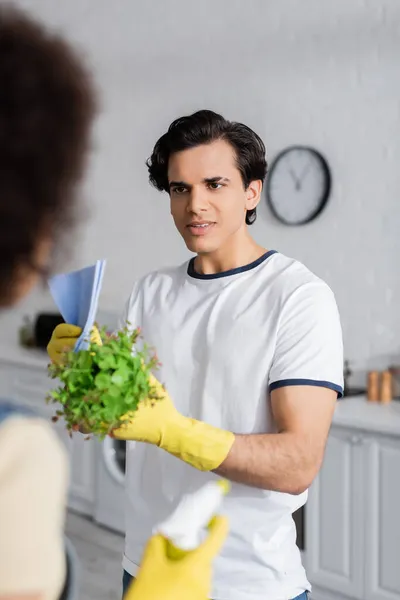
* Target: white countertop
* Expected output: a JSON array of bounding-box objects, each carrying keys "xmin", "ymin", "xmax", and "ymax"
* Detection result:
[
  {"xmin": 0, "ymin": 341, "xmax": 49, "ymax": 370},
  {"xmin": 0, "ymin": 344, "xmax": 399, "ymax": 438},
  {"xmin": 333, "ymin": 396, "xmax": 400, "ymax": 437}
]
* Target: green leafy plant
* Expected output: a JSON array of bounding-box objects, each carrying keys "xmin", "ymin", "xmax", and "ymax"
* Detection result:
[{"xmin": 46, "ymin": 325, "xmax": 162, "ymax": 439}]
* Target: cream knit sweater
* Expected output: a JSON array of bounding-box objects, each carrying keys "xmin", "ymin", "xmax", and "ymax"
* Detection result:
[{"xmin": 0, "ymin": 416, "xmax": 68, "ymax": 600}]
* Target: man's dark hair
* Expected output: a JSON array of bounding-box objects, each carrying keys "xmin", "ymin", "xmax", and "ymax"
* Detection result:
[
  {"xmin": 0, "ymin": 6, "xmax": 96, "ymax": 304},
  {"xmin": 147, "ymin": 110, "xmax": 268, "ymax": 225}
]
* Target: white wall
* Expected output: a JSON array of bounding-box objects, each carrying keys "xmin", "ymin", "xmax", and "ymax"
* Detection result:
[{"xmin": 4, "ymin": 0, "xmax": 400, "ymax": 376}]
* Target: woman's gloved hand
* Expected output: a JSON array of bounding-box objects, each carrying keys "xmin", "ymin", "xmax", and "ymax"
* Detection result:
[
  {"xmin": 47, "ymin": 323, "xmax": 101, "ymax": 363},
  {"xmin": 125, "ymin": 515, "xmax": 228, "ymax": 600},
  {"xmin": 112, "ymin": 374, "xmax": 235, "ymax": 472}
]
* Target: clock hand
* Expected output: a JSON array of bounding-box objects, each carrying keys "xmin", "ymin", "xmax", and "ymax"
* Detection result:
[
  {"xmin": 298, "ymin": 161, "xmax": 312, "ymax": 185},
  {"xmin": 292, "ymin": 161, "xmax": 312, "ymax": 192},
  {"xmin": 288, "ymin": 167, "xmax": 301, "ymax": 189}
]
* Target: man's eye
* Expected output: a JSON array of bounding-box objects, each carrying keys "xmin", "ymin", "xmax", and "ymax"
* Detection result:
[
  {"xmin": 208, "ymin": 182, "xmax": 222, "ymax": 190},
  {"xmin": 172, "ymin": 186, "xmax": 187, "ymax": 195}
]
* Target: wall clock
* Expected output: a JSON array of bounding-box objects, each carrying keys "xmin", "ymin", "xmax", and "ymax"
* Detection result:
[{"xmin": 266, "ymin": 146, "xmax": 331, "ymax": 225}]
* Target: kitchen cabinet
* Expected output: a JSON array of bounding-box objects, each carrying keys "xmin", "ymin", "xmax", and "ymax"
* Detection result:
[
  {"xmin": 307, "ymin": 397, "xmax": 400, "ymax": 600},
  {"xmin": 364, "ymin": 436, "xmax": 400, "ymax": 600},
  {"xmin": 0, "ymin": 347, "xmax": 96, "ymax": 517}
]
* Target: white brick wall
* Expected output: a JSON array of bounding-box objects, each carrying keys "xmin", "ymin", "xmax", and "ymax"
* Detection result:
[{"xmin": 4, "ymin": 0, "xmax": 400, "ymax": 377}]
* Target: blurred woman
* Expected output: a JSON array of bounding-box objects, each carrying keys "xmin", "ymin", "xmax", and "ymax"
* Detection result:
[
  {"xmin": 0, "ymin": 6, "xmax": 95, "ymax": 600},
  {"xmin": 0, "ymin": 6, "xmax": 226, "ymax": 600}
]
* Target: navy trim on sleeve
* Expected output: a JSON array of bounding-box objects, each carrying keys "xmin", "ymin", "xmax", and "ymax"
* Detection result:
[{"xmin": 269, "ymin": 378, "xmax": 343, "ymax": 399}]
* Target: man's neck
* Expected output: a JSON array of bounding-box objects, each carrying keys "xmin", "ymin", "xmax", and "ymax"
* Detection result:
[{"xmin": 193, "ymin": 232, "xmax": 267, "ymax": 276}]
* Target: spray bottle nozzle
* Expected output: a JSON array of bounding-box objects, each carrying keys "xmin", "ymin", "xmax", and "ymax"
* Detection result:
[{"xmin": 157, "ymin": 479, "xmax": 231, "ymax": 561}]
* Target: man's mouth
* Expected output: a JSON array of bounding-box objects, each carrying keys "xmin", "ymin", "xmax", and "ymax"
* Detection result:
[{"xmin": 186, "ymin": 221, "xmax": 215, "ymax": 236}]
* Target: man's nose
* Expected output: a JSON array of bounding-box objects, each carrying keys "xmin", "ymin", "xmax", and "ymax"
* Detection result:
[{"xmin": 186, "ymin": 186, "xmax": 208, "ymax": 214}]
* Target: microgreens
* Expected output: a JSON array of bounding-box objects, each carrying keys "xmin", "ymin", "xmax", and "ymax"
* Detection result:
[{"xmin": 46, "ymin": 325, "xmax": 161, "ymax": 439}]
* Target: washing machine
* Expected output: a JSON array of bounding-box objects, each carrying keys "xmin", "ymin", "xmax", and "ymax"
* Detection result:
[{"xmin": 94, "ymin": 437, "xmax": 126, "ymax": 534}]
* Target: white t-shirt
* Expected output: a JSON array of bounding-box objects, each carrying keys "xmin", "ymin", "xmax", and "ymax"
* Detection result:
[{"xmin": 121, "ymin": 250, "xmax": 343, "ymax": 600}]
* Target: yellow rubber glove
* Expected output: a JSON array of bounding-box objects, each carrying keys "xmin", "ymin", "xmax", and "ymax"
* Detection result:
[
  {"xmin": 47, "ymin": 323, "xmax": 101, "ymax": 363},
  {"xmin": 125, "ymin": 515, "xmax": 228, "ymax": 600},
  {"xmin": 112, "ymin": 374, "xmax": 235, "ymax": 472}
]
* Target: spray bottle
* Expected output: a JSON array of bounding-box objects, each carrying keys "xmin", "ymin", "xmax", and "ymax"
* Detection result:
[{"xmin": 154, "ymin": 479, "xmax": 230, "ymax": 560}]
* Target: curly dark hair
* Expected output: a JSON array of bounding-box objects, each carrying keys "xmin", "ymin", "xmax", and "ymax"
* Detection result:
[
  {"xmin": 0, "ymin": 5, "xmax": 96, "ymax": 305},
  {"xmin": 146, "ymin": 110, "xmax": 268, "ymax": 225}
]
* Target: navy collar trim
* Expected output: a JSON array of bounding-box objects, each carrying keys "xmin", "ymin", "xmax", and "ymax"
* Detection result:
[{"xmin": 187, "ymin": 250, "xmax": 278, "ymax": 280}]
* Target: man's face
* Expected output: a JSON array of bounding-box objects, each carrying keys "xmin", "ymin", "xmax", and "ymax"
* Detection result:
[{"xmin": 168, "ymin": 139, "xmax": 261, "ymax": 255}]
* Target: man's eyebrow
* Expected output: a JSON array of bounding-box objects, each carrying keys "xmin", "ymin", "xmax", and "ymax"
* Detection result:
[
  {"xmin": 168, "ymin": 176, "xmax": 231, "ymax": 189},
  {"xmin": 169, "ymin": 180, "xmax": 190, "ymax": 189},
  {"xmin": 203, "ymin": 176, "xmax": 230, "ymax": 184}
]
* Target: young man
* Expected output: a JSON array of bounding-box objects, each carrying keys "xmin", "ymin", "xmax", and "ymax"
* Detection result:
[{"xmin": 49, "ymin": 110, "xmax": 343, "ymax": 600}]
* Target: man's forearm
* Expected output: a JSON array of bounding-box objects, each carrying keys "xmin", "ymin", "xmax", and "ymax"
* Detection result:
[{"xmin": 214, "ymin": 432, "xmax": 323, "ymax": 494}]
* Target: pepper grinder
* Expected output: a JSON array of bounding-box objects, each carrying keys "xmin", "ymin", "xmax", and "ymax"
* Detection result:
[
  {"xmin": 380, "ymin": 370, "xmax": 392, "ymax": 404},
  {"xmin": 367, "ymin": 371, "xmax": 379, "ymax": 402}
]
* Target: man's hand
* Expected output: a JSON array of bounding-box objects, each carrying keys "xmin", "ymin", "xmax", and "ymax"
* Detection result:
[
  {"xmin": 215, "ymin": 385, "xmax": 337, "ymax": 493},
  {"xmin": 112, "ymin": 374, "xmax": 235, "ymax": 472},
  {"xmin": 112, "ymin": 374, "xmax": 179, "ymax": 446},
  {"xmin": 124, "ymin": 515, "xmax": 228, "ymax": 600},
  {"xmin": 47, "ymin": 323, "xmax": 101, "ymax": 364}
]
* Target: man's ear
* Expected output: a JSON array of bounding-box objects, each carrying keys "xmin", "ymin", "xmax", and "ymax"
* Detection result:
[{"xmin": 245, "ymin": 180, "xmax": 262, "ymax": 210}]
